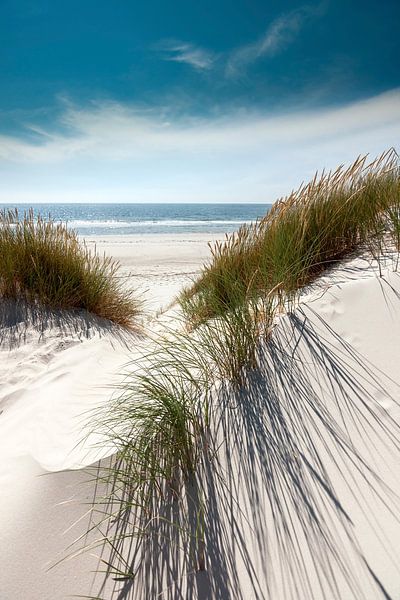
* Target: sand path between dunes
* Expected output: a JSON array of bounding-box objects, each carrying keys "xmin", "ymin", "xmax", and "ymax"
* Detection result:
[{"xmin": 83, "ymin": 233, "xmax": 223, "ymax": 313}]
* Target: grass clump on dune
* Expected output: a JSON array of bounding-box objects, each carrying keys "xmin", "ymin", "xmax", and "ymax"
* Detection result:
[
  {"xmin": 0, "ymin": 208, "xmax": 140, "ymax": 327},
  {"xmin": 79, "ymin": 305, "xmax": 274, "ymax": 589},
  {"xmin": 181, "ymin": 149, "xmax": 400, "ymax": 325},
  {"xmin": 79, "ymin": 336, "xmax": 214, "ymax": 588}
]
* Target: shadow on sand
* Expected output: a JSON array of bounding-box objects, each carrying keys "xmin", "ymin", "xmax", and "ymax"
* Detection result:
[
  {"xmin": 86, "ymin": 282, "xmax": 400, "ymax": 600},
  {"xmin": 0, "ymin": 297, "xmax": 139, "ymax": 350}
]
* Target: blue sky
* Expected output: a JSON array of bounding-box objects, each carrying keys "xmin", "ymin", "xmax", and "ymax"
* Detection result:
[{"xmin": 1, "ymin": 0, "xmax": 399, "ymax": 203}]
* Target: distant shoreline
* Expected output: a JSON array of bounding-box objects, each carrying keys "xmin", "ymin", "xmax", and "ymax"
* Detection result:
[{"xmin": 0, "ymin": 202, "xmax": 272, "ymax": 236}]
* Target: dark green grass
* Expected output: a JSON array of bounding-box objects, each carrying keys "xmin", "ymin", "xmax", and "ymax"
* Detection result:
[{"xmin": 0, "ymin": 208, "xmax": 140, "ymax": 327}]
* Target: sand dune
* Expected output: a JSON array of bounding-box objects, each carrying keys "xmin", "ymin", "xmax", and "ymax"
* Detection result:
[{"xmin": 0, "ymin": 239, "xmax": 399, "ymax": 599}]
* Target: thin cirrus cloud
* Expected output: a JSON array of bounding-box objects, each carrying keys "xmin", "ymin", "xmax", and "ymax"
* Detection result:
[
  {"xmin": 0, "ymin": 89, "xmax": 399, "ymax": 203},
  {"xmin": 159, "ymin": 4, "xmax": 324, "ymax": 77},
  {"xmin": 226, "ymin": 7, "xmax": 311, "ymax": 77},
  {"xmin": 158, "ymin": 42, "xmax": 216, "ymax": 71}
]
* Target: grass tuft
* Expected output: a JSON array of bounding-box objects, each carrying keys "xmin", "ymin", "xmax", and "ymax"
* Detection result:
[
  {"xmin": 182, "ymin": 149, "xmax": 400, "ymax": 326},
  {"xmin": 0, "ymin": 208, "xmax": 140, "ymax": 327},
  {"xmin": 80, "ymin": 334, "xmax": 214, "ymax": 589}
]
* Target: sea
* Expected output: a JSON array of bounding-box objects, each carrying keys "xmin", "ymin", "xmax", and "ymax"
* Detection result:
[{"xmin": 0, "ymin": 203, "xmax": 271, "ymax": 236}]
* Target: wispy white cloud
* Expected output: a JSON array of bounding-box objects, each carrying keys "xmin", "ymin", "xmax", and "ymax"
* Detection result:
[
  {"xmin": 0, "ymin": 89, "xmax": 399, "ymax": 203},
  {"xmin": 227, "ymin": 13, "xmax": 302, "ymax": 77},
  {"xmin": 159, "ymin": 42, "xmax": 215, "ymax": 71},
  {"xmin": 155, "ymin": 4, "xmax": 325, "ymax": 76},
  {"xmin": 226, "ymin": 4, "xmax": 323, "ymax": 77}
]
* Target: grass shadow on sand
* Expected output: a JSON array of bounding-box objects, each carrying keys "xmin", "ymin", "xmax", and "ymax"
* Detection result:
[
  {"xmin": 204, "ymin": 310, "xmax": 400, "ymax": 600},
  {"xmin": 0, "ymin": 297, "xmax": 141, "ymax": 350},
  {"xmin": 84, "ymin": 279, "xmax": 400, "ymax": 600}
]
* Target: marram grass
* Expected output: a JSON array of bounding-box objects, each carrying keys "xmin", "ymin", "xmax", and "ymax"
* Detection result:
[
  {"xmin": 71, "ymin": 332, "xmax": 215, "ymax": 595},
  {"xmin": 73, "ymin": 305, "xmax": 273, "ymax": 595},
  {"xmin": 181, "ymin": 148, "xmax": 400, "ymax": 325},
  {"xmin": 0, "ymin": 208, "xmax": 140, "ymax": 327}
]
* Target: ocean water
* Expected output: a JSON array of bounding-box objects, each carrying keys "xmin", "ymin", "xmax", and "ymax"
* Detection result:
[{"xmin": 0, "ymin": 203, "xmax": 271, "ymax": 235}]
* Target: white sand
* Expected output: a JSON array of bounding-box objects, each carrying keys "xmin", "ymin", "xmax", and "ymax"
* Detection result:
[
  {"xmin": 83, "ymin": 233, "xmax": 223, "ymax": 313},
  {"xmin": 0, "ymin": 238, "xmax": 399, "ymax": 599}
]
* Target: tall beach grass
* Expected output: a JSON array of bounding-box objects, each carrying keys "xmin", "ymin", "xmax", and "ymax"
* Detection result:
[
  {"xmin": 181, "ymin": 149, "xmax": 400, "ymax": 325},
  {"xmin": 0, "ymin": 208, "xmax": 140, "ymax": 327},
  {"xmin": 73, "ymin": 332, "xmax": 216, "ymax": 595}
]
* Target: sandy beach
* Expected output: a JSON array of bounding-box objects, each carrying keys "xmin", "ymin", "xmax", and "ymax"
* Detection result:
[
  {"xmin": 84, "ymin": 233, "xmax": 224, "ymax": 313},
  {"xmin": 0, "ymin": 235, "xmax": 400, "ymax": 599}
]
